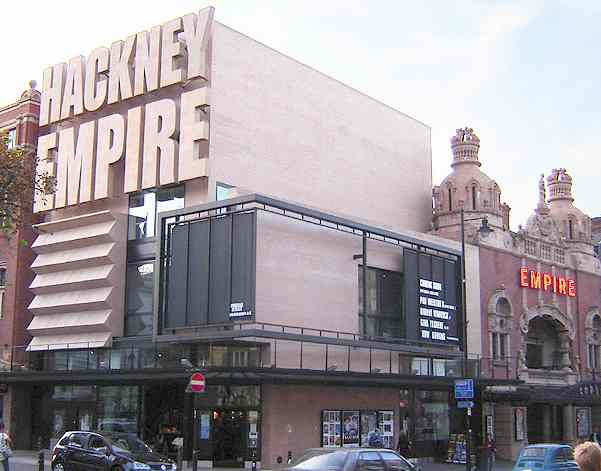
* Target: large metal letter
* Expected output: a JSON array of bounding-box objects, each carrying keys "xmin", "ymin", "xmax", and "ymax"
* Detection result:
[
  {"xmin": 84, "ymin": 47, "xmax": 109, "ymax": 112},
  {"xmin": 134, "ymin": 27, "xmax": 161, "ymax": 96},
  {"xmin": 108, "ymin": 35, "xmax": 136, "ymax": 104},
  {"xmin": 124, "ymin": 107, "xmax": 144, "ymax": 193},
  {"xmin": 178, "ymin": 88, "xmax": 209, "ymax": 181},
  {"xmin": 142, "ymin": 99, "xmax": 178, "ymax": 189},
  {"xmin": 182, "ymin": 7, "xmax": 214, "ymax": 80},
  {"xmin": 61, "ymin": 55, "xmax": 85, "ymax": 120},
  {"xmin": 40, "ymin": 63, "xmax": 66, "ymax": 126},
  {"xmin": 55, "ymin": 121, "xmax": 96, "ymax": 207},
  {"xmin": 95, "ymin": 114, "xmax": 125, "ymax": 199},
  {"xmin": 160, "ymin": 18, "xmax": 185, "ymax": 87}
]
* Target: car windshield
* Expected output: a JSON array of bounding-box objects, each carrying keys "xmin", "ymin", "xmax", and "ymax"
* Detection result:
[
  {"xmin": 105, "ymin": 434, "xmax": 153, "ymax": 454},
  {"xmin": 291, "ymin": 450, "xmax": 347, "ymax": 470},
  {"xmin": 522, "ymin": 448, "xmax": 547, "ymax": 458}
]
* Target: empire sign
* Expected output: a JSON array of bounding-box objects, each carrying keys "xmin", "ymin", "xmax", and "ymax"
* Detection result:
[
  {"xmin": 34, "ymin": 7, "xmax": 214, "ymax": 212},
  {"xmin": 519, "ymin": 267, "xmax": 576, "ymax": 297}
]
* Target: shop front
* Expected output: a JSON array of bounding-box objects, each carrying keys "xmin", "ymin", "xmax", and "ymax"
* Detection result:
[{"xmin": 28, "ymin": 379, "xmax": 262, "ymax": 468}]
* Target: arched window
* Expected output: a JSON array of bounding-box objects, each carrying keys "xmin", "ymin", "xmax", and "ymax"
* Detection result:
[
  {"xmin": 568, "ymin": 219, "xmax": 574, "ymax": 240},
  {"xmin": 448, "ymin": 188, "xmax": 453, "ymax": 212},
  {"xmin": 489, "ymin": 296, "xmax": 512, "ymax": 361},
  {"xmin": 589, "ymin": 314, "xmax": 601, "ymax": 370},
  {"xmin": 472, "ymin": 186, "xmax": 477, "ymax": 210}
]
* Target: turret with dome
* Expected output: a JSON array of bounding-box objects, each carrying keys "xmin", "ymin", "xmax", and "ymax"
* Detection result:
[{"xmin": 432, "ymin": 127, "xmax": 510, "ymax": 239}]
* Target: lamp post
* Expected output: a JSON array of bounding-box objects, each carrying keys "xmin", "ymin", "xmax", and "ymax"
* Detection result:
[{"xmin": 460, "ymin": 208, "xmax": 493, "ymax": 471}]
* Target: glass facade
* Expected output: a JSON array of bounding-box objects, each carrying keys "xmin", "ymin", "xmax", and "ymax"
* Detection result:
[
  {"xmin": 125, "ymin": 262, "xmax": 155, "ymax": 336},
  {"xmin": 359, "ymin": 267, "xmax": 403, "ymax": 338},
  {"xmin": 128, "ymin": 186, "xmax": 184, "ymax": 240}
]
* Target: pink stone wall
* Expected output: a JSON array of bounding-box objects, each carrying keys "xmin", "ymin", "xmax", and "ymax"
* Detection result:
[{"xmin": 261, "ymin": 384, "xmax": 399, "ymax": 467}]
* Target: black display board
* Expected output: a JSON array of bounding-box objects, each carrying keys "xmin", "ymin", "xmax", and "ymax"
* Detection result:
[{"xmin": 403, "ymin": 248, "xmax": 460, "ymax": 345}]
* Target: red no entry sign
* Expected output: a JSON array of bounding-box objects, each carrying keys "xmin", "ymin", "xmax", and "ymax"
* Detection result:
[{"xmin": 189, "ymin": 372, "xmax": 206, "ymax": 393}]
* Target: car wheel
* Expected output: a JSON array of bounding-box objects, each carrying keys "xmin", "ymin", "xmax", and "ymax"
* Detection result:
[{"xmin": 53, "ymin": 461, "xmax": 66, "ymax": 471}]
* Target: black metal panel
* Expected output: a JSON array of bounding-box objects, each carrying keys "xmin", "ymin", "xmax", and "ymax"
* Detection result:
[
  {"xmin": 166, "ymin": 224, "xmax": 189, "ymax": 328},
  {"xmin": 403, "ymin": 248, "xmax": 419, "ymax": 341},
  {"xmin": 230, "ymin": 212, "xmax": 256, "ymax": 320},
  {"xmin": 186, "ymin": 220, "xmax": 211, "ymax": 325},
  {"xmin": 209, "ymin": 216, "xmax": 232, "ymax": 324}
]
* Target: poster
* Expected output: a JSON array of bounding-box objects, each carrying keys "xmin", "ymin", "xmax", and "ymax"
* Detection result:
[
  {"xmin": 342, "ymin": 411, "xmax": 360, "ymax": 447},
  {"xmin": 515, "ymin": 408, "xmax": 525, "ymax": 441},
  {"xmin": 322, "ymin": 411, "xmax": 341, "ymax": 448},
  {"xmin": 361, "ymin": 412, "xmax": 380, "ymax": 447},
  {"xmin": 576, "ymin": 408, "xmax": 590, "ymax": 438}
]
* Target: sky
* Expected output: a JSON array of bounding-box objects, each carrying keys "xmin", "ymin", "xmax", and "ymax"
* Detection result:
[{"xmin": 2, "ymin": 0, "xmax": 599, "ymax": 229}]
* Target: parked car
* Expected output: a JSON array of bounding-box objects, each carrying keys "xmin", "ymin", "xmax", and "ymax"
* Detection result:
[
  {"xmin": 512, "ymin": 444, "xmax": 579, "ymax": 471},
  {"xmin": 285, "ymin": 448, "xmax": 415, "ymax": 471},
  {"xmin": 52, "ymin": 430, "xmax": 176, "ymax": 471}
]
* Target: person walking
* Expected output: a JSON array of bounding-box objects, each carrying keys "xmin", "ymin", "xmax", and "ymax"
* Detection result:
[
  {"xmin": 574, "ymin": 442, "xmax": 601, "ymax": 471},
  {"xmin": 0, "ymin": 422, "xmax": 12, "ymax": 471}
]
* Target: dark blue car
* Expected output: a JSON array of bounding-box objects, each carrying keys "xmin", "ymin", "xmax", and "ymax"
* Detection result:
[{"xmin": 512, "ymin": 444, "xmax": 579, "ymax": 471}]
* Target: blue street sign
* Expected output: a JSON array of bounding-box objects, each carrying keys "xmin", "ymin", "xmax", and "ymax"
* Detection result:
[
  {"xmin": 457, "ymin": 400, "xmax": 474, "ymax": 409},
  {"xmin": 454, "ymin": 379, "xmax": 474, "ymax": 400}
]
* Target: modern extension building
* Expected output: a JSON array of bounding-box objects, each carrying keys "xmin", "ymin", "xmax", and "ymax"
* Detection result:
[
  {"xmin": 0, "ymin": 83, "xmax": 40, "ymax": 441},
  {"xmin": 432, "ymin": 128, "xmax": 601, "ymax": 460},
  {"xmin": 0, "ymin": 8, "xmax": 513, "ymax": 467}
]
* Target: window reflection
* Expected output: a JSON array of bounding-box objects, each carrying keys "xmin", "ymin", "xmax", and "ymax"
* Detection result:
[
  {"xmin": 128, "ymin": 186, "xmax": 184, "ymax": 240},
  {"xmin": 125, "ymin": 262, "xmax": 154, "ymax": 336}
]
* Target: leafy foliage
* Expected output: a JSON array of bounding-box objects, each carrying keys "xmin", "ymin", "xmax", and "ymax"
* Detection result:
[{"xmin": 0, "ymin": 131, "xmax": 55, "ymax": 234}]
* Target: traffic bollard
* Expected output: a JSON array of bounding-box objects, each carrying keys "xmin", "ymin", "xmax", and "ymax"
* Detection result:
[
  {"xmin": 38, "ymin": 449, "xmax": 45, "ymax": 471},
  {"xmin": 192, "ymin": 450, "xmax": 198, "ymax": 471}
]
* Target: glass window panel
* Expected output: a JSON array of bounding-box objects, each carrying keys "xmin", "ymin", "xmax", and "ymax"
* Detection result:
[
  {"xmin": 415, "ymin": 390, "xmax": 449, "ymax": 442},
  {"xmin": 432, "ymin": 359, "xmax": 446, "ymax": 377},
  {"xmin": 125, "ymin": 262, "xmax": 154, "ymax": 336},
  {"xmin": 6, "ymin": 128, "xmax": 16, "ymax": 149},
  {"xmin": 357, "ymin": 452, "xmax": 385, "ymax": 471},
  {"xmin": 379, "ymin": 452, "xmax": 412, "ymax": 471},
  {"xmin": 156, "ymin": 186, "xmax": 185, "ymax": 228},
  {"xmin": 500, "ymin": 334, "xmax": 507, "ymax": 359},
  {"xmin": 128, "ymin": 191, "xmax": 156, "ymax": 240},
  {"xmin": 97, "ymin": 386, "xmax": 139, "ymax": 434}
]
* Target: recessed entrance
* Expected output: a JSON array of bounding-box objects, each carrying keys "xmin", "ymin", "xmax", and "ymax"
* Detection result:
[
  {"xmin": 527, "ymin": 404, "xmax": 564, "ymax": 443},
  {"xmin": 212, "ymin": 409, "xmax": 246, "ymax": 467}
]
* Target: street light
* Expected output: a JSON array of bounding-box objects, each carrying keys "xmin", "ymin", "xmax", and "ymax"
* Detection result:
[{"xmin": 460, "ymin": 208, "xmax": 493, "ymax": 471}]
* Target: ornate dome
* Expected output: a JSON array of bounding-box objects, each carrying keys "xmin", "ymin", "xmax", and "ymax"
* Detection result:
[
  {"xmin": 433, "ymin": 127, "xmax": 509, "ymax": 230},
  {"xmin": 546, "ymin": 168, "xmax": 591, "ymax": 243}
]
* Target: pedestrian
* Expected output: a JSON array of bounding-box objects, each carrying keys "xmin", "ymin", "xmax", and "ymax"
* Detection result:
[
  {"xmin": 482, "ymin": 433, "xmax": 496, "ymax": 471},
  {"xmin": 574, "ymin": 442, "xmax": 601, "ymax": 471},
  {"xmin": 0, "ymin": 421, "xmax": 12, "ymax": 471}
]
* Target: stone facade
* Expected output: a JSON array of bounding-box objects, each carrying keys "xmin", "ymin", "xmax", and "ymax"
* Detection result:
[{"xmin": 432, "ymin": 128, "xmax": 601, "ymax": 459}]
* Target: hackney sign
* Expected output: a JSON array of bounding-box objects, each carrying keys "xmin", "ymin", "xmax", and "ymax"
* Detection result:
[{"xmin": 404, "ymin": 248, "xmax": 461, "ymax": 345}]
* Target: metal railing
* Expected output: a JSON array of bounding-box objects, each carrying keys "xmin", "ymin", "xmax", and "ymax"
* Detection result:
[{"xmin": 0, "ymin": 337, "xmax": 520, "ymax": 381}]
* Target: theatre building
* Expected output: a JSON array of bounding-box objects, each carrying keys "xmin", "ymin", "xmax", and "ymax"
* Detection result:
[
  {"xmin": 432, "ymin": 128, "xmax": 601, "ymax": 460},
  {"xmin": 0, "ymin": 8, "xmax": 513, "ymax": 466},
  {"xmin": 0, "ymin": 83, "xmax": 40, "ymax": 435}
]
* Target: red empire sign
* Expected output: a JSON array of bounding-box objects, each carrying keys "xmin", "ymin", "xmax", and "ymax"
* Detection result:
[
  {"xmin": 189, "ymin": 372, "xmax": 206, "ymax": 393},
  {"xmin": 519, "ymin": 267, "xmax": 576, "ymax": 297}
]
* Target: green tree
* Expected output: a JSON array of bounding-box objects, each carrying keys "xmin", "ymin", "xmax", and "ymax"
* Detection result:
[{"xmin": 0, "ymin": 131, "xmax": 55, "ymax": 234}]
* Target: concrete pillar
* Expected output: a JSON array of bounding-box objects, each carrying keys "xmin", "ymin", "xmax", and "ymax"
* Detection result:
[
  {"xmin": 563, "ymin": 405, "xmax": 576, "ymax": 444},
  {"xmin": 542, "ymin": 405, "xmax": 552, "ymax": 442}
]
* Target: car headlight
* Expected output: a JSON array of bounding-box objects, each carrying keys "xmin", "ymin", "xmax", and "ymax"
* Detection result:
[
  {"xmin": 133, "ymin": 462, "xmax": 151, "ymax": 470},
  {"xmin": 172, "ymin": 464, "xmax": 177, "ymax": 471}
]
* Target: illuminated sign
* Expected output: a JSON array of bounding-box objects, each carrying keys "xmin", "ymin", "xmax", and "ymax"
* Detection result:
[
  {"xmin": 34, "ymin": 8, "xmax": 214, "ymax": 212},
  {"xmin": 519, "ymin": 267, "xmax": 576, "ymax": 297}
]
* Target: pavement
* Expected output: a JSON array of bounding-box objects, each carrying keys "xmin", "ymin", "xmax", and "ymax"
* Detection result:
[{"xmin": 6, "ymin": 451, "xmax": 516, "ymax": 471}]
